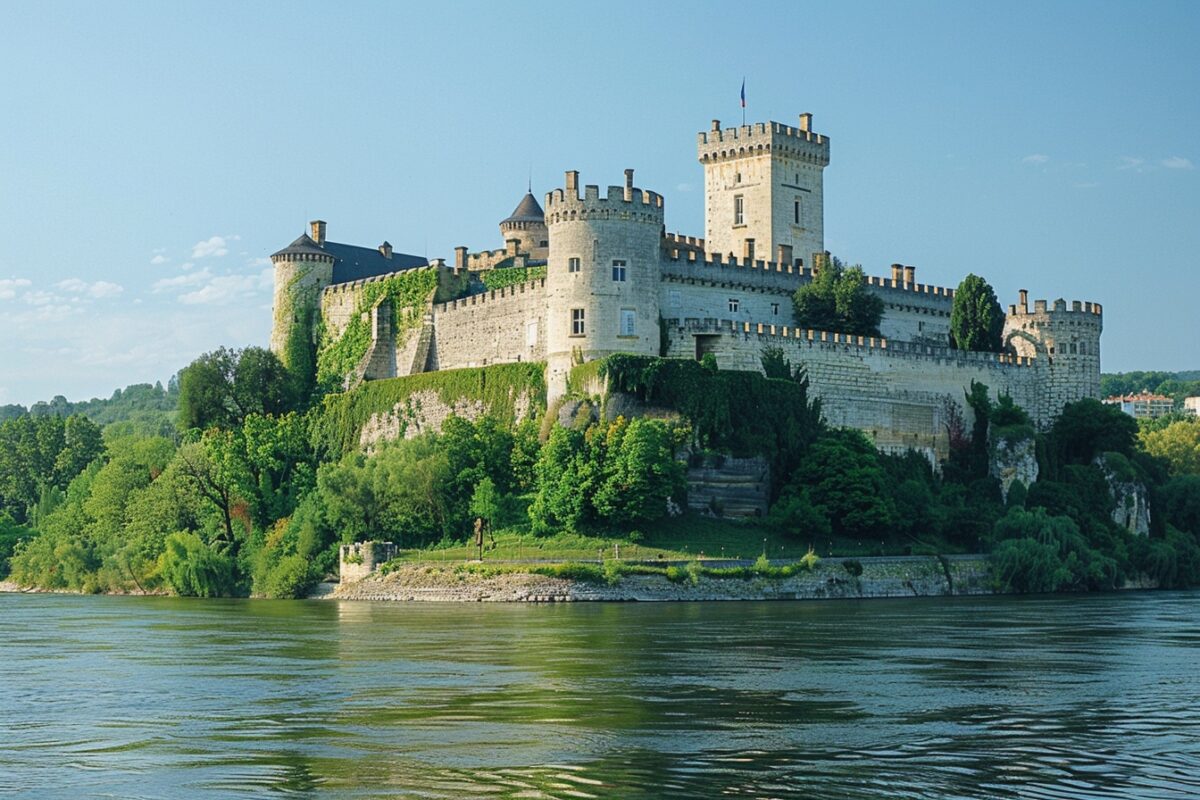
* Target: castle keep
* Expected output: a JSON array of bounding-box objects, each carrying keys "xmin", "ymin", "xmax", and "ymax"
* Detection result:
[{"xmin": 270, "ymin": 113, "xmax": 1102, "ymax": 459}]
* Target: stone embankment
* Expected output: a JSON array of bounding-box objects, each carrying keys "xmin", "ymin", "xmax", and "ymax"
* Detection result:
[{"xmin": 323, "ymin": 555, "xmax": 995, "ymax": 603}]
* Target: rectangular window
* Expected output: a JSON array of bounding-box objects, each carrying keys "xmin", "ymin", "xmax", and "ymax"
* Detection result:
[
  {"xmin": 568, "ymin": 257, "xmax": 581, "ymax": 273},
  {"xmin": 728, "ymin": 298, "xmax": 740, "ymax": 313},
  {"xmin": 771, "ymin": 302, "xmax": 779, "ymax": 316},
  {"xmin": 526, "ymin": 320, "xmax": 538, "ymax": 347},
  {"xmin": 620, "ymin": 309, "xmax": 636, "ymax": 336},
  {"xmin": 669, "ymin": 290, "xmax": 681, "ymax": 307},
  {"xmin": 571, "ymin": 308, "xmax": 585, "ymax": 336},
  {"xmin": 734, "ymin": 195, "xmax": 744, "ymax": 225},
  {"xmin": 794, "ymin": 198, "xmax": 802, "ymax": 225},
  {"xmin": 744, "ymin": 239, "xmax": 755, "ymax": 262},
  {"xmin": 611, "ymin": 259, "xmax": 627, "ymax": 282}
]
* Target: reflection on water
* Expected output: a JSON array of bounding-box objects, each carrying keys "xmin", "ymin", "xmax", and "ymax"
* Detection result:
[{"xmin": 1, "ymin": 593, "xmax": 1198, "ymax": 798}]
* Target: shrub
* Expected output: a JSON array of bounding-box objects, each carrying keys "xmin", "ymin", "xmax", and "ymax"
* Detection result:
[
  {"xmin": 842, "ymin": 558, "xmax": 863, "ymax": 577},
  {"xmin": 158, "ymin": 532, "xmax": 236, "ymax": 597}
]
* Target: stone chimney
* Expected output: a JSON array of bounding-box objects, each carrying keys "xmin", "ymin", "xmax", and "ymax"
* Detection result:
[
  {"xmin": 565, "ymin": 170, "xmax": 579, "ymax": 195},
  {"xmin": 711, "ymin": 119, "xmax": 721, "ymax": 132},
  {"xmin": 310, "ymin": 220, "xmax": 326, "ymax": 245},
  {"xmin": 1019, "ymin": 289, "xmax": 1029, "ymax": 312},
  {"xmin": 799, "ymin": 113, "xmax": 813, "ymax": 132},
  {"xmin": 379, "ymin": 241, "xmax": 392, "ymax": 259},
  {"xmin": 454, "ymin": 246, "xmax": 468, "ymax": 271},
  {"xmin": 624, "ymin": 168, "xmax": 634, "ymax": 201},
  {"xmin": 903, "ymin": 265, "xmax": 916, "ymax": 285},
  {"xmin": 891, "ymin": 263, "xmax": 903, "ymax": 284}
]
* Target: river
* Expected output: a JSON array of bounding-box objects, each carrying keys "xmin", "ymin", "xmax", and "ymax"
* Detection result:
[{"xmin": 1, "ymin": 592, "xmax": 1198, "ymax": 799}]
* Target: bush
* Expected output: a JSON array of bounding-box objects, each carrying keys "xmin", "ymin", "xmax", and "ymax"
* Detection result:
[
  {"xmin": 842, "ymin": 558, "xmax": 863, "ymax": 577},
  {"xmin": 158, "ymin": 532, "xmax": 236, "ymax": 597}
]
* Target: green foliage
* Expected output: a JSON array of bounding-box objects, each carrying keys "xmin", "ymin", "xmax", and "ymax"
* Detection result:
[
  {"xmin": 842, "ymin": 558, "xmax": 863, "ymax": 577},
  {"xmin": 790, "ymin": 429, "xmax": 897, "ymax": 540},
  {"xmin": 0, "ymin": 414, "xmax": 104, "ymax": 524},
  {"xmin": 1049, "ymin": 398, "xmax": 1139, "ymax": 466},
  {"xmin": 792, "ymin": 258, "xmax": 883, "ymax": 337},
  {"xmin": 1101, "ymin": 370, "xmax": 1200, "ymax": 404},
  {"xmin": 1139, "ymin": 418, "xmax": 1200, "ymax": 475},
  {"xmin": 529, "ymin": 416, "xmax": 687, "ymax": 534},
  {"xmin": 5, "ymin": 382, "xmax": 179, "ymax": 434},
  {"xmin": 315, "ymin": 269, "xmax": 440, "ymax": 386},
  {"xmin": 596, "ymin": 355, "xmax": 823, "ymax": 494},
  {"xmin": 1159, "ymin": 475, "xmax": 1200, "ymax": 535},
  {"xmin": 0, "ymin": 513, "xmax": 35, "ymax": 578},
  {"xmin": 158, "ymin": 532, "xmax": 236, "ymax": 597},
  {"xmin": 760, "ymin": 346, "xmax": 802, "ymax": 381},
  {"xmin": 178, "ymin": 347, "xmax": 302, "ymax": 432},
  {"xmin": 481, "ymin": 265, "xmax": 547, "ymax": 292},
  {"xmin": 949, "ymin": 274, "xmax": 1004, "ymax": 352},
  {"xmin": 311, "ymin": 363, "xmax": 545, "ymax": 460}
]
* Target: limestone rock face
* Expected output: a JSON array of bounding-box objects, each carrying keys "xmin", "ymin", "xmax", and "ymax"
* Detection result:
[
  {"xmin": 989, "ymin": 434, "xmax": 1038, "ymax": 502},
  {"xmin": 1096, "ymin": 454, "xmax": 1151, "ymax": 536}
]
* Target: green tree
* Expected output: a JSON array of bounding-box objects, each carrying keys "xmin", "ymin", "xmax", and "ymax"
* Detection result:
[
  {"xmin": 158, "ymin": 531, "xmax": 236, "ymax": 597},
  {"xmin": 791, "ymin": 429, "xmax": 897, "ymax": 539},
  {"xmin": 792, "ymin": 258, "xmax": 883, "ymax": 336},
  {"xmin": 1140, "ymin": 418, "xmax": 1200, "ymax": 476},
  {"xmin": 949, "ymin": 274, "xmax": 1005, "ymax": 352},
  {"xmin": 1050, "ymin": 398, "xmax": 1138, "ymax": 466},
  {"xmin": 178, "ymin": 347, "xmax": 300, "ymax": 432}
]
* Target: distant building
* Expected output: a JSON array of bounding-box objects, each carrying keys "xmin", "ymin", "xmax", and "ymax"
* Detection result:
[
  {"xmin": 1184, "ymin": 396, "xmax": 1200, "ymax": 417},
  {"xmin": 1104, "ymin": 391, "xmax": 1175, "ymax": 419}
]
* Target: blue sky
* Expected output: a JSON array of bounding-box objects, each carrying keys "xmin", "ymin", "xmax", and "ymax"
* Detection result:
[{"xmin": 1, "ymin": 0, "xmax": 1196, "ymax": 406}]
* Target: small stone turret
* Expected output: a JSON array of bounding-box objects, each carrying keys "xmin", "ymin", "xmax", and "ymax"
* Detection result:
[
  {"xmin": 269, "ymin": 225, "xmax": 335, "ymax": 363},
  {"xmin": 499, "ymin": 191, "xmax": 548, "ymax": 258},
  {"xmin": 1003, "ymin": 291, "xmax": 1103, "ymax": 421},
  {"xmin": 544, "ymin": 169, "xmax": 665, "ymax": 400}
]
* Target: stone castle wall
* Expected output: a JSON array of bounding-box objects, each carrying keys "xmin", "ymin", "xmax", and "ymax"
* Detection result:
[
  {"xmin": 430, "ymin": 279, "xmax": 547, "ymax": 370},
  {"xmin": 664, "ymin": 319, "xmax": 1048, "ymax": 461}
]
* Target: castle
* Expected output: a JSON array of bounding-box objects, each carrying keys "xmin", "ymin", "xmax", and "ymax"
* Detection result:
[{"xmin": 270, "ymin": 112, "xmax": 1102, "ymax": 460}]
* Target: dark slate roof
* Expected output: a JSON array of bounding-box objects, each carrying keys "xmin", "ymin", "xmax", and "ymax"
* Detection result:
[
  {"xmin": 271, "ymin": 234, "xmax": 328, "ymax": 259},
  {"xmin": 271, "ymin": 233, "xmax": 427, "ymax": 284},
  {"xmin": 324, "ymin": 241, "xmax": 427, "ymax": 284},
  {"xmin": 501, "ymin": 192, "xmax": 545, "ymax": 225}
]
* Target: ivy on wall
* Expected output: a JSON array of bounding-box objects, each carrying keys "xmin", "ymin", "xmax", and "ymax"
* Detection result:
[
  {"xmin": 315, "ymin": 269, "xmax": 440, "ymax": 386},
  {"xmin": 481, "ymin": 265, "xmax": 547, "ymax": 292},
  {"xmin": 311, "ymin": 362, "xmax": 546, "ymax": 459}
]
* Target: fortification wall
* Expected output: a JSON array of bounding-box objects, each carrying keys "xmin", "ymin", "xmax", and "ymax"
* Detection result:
[
  {"xmin": 661, "ymin": 275, "xmax": 791, "ymax": 327},
  {"xmin": 320, "ymin": 281, "xmax": 361, "ymax": 339},
  {"xmin": 664, "ymin": 319, "xmax": 1042, "ymax": 460},
  {"xmin": 430, "ymin": 279, "xmax": 547, "ymax": 370}
]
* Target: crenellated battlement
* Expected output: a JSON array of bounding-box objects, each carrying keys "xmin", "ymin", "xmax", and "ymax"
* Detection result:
[
  {"xmin": 544, "ymin": 170, "xmax": 664, "ymax": 225},
  {"xmin": 319, "ymin": 265, "xmax": 439, "ymax": 298},
  {"xmin": 697, "ymin": 116, "xmax": 830, "ymax": 167},
  {"xmin": 665, "ymin": 317, "xmax": 1035, "ymax": 367},
  {"xmin": 434, "ymin": 277, "xmax": 546, "ymax": 314},
  {"xmin": 1006, "ymin": 295, "xmax": 1104, "ymax": 321}
]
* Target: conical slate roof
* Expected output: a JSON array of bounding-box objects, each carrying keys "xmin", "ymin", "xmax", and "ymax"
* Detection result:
[
  {"xmin": 501, "ymin": 192, "xmax": 545, "ymax": 225},
  {"xmin": 271, "ymin": 233, "xmax": 328, "ymax": 259}
]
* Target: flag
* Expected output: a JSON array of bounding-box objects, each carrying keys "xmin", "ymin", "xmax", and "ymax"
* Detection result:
[{"xmin": 740, "ymin": 78, "xmax": 746, "ymax": 108}]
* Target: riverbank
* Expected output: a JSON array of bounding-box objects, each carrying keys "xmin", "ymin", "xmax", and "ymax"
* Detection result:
[{"xmin": 322, "ymin": 555, "xmax": 998, "ymax": 602}]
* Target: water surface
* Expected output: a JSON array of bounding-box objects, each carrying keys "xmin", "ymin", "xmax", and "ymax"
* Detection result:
[{"xmin": 1, "ymin": 592, "xmax": 1198, "ymax": 799}]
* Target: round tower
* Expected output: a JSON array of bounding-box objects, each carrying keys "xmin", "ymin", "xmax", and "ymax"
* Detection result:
[
  {"xmin": 499, "ymin": 191, "xmax": 548, "ymax": 256},
  {"xmin": 544, "ymin": 169, "xmax": 665, "ymax": 400},
  {"xmin": 269, "ymin": 221, "xmax": 336, "ymax": 366},
  {"xmin": 1002, "ymin": 290, "xmax": 1103, "ymax": 424}
]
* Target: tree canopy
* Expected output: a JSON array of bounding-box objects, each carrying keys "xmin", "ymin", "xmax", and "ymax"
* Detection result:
[
  {"xmin": 949, "ymin": 274, "xmax": 1004, "ymax": 352},
  {"xmin": 792, "ymin": 258, "xmax": 883, "ymax": 337}
]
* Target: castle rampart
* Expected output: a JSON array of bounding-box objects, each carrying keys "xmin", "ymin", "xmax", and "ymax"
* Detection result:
[{"xmin": 430, "ymin": 278, "xmax": 547, "ymax": 371}]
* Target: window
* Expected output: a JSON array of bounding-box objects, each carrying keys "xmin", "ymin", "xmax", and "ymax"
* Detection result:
[
  {"xmin": 571, "ymin": 308, "xmax": 585, "ymax": 336},
  {"xmin": 526, "ymin": 320, "xmax": 538, "ymax": 347},
  {"xmin": 568, "ymin": 257, "xmax": 581, "ymax": 273},
  {"xmin": 620, "ymin": 309, "xmax": 636, "ymax": 336},
  {"xmin": 611, "ymin": 260, "xmax": 627, "ymax": 282},
  {"xmin": 539, "ymin": 240, "xmax": 548, "ymax": 248},
  {"xmin": 735, "ymin": 172, "xmax": 742, "ymax": 184},
  {"xmin": 669, "ymin": 290, "xmax": 681, "ymax": 307},
  {"xmin": 771, "ymin": 302, "xmax": 779, "ymax": 316},
  {"xmin": 728, "ymin": 298, "xmax": 740, "ymax": 313},
  {"xmin": 744, "ymin": 239, "xmax": 755, "ymax": 262},
  {"xmin": 794, "ymin": 198, "xmax": 802, "ymax": 225},
  {"xmin": 734, "ymin": 195, "xmax": 744, "ymax": 225}
]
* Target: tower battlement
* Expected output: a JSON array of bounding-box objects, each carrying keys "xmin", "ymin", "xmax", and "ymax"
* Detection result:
[
  {"xmin": 1006, "ymin": 294, "xmax": 1103, "ymax": 322},
  {"xmin": 697, "ymin": 117, "xmax": 830, "ymax": 166},
  {"xmin": 544, "ymin": 169, "xmax": 664, "ymax": 225}
]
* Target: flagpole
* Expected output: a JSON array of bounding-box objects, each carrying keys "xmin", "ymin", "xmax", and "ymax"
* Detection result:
[{"xmin": 741, "ymin": 77, "xmax": 746, "ymax": 126}]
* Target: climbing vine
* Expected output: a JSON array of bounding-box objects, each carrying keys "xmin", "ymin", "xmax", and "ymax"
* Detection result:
[
  {"xmin": 482, "ymin": 265, "xmax": 547, "ymax": 292},
  {"xmin": 315, "ymin": 268, "xmax": 440, "ymax": 387}
]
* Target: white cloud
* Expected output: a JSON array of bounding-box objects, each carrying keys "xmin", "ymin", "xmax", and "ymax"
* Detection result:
[
  {"xmin": 23, "ymin": 290, "xmax": 59, "ymax": 306},
  {"xmin": 1161, "ymin": 156, "xmax": 1194, "ymax": 170},
  {"xmin": 56, "ymin": 278, "xmax": 124, "ymax": 299},
  {"xmin": 150, "ymin": 254, "xmax": 168, "ymax": 265},
  {"xmin": 192, "ymin": 235, "xmax": 230, "ymax": 259},
  {"xmin": 0, "ymin": 278, "xmax": 31, "ymax": 300},
  {"xmin": 1118, "ymin": 156, "xmax": 1145, "ymax": 171},
  {"xmin": 178, "ymin": 268, "xmax": 272, "ymax": 306},
  {"xmin": 153, "ymin": 267, "xmax": 213, "ymax": 293},
  {"xmin": 1022, "ymin": 154, "xmax": 1049, "ymax": 165},
  {"xmin": 675, "ymin": 182, "xmax": 694, "ymax": 193}
]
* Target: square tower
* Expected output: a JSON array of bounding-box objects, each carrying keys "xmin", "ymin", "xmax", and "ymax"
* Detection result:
[{"xmin": 698, "ymin": 114, "xmax": 830, "ymax": 267}]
